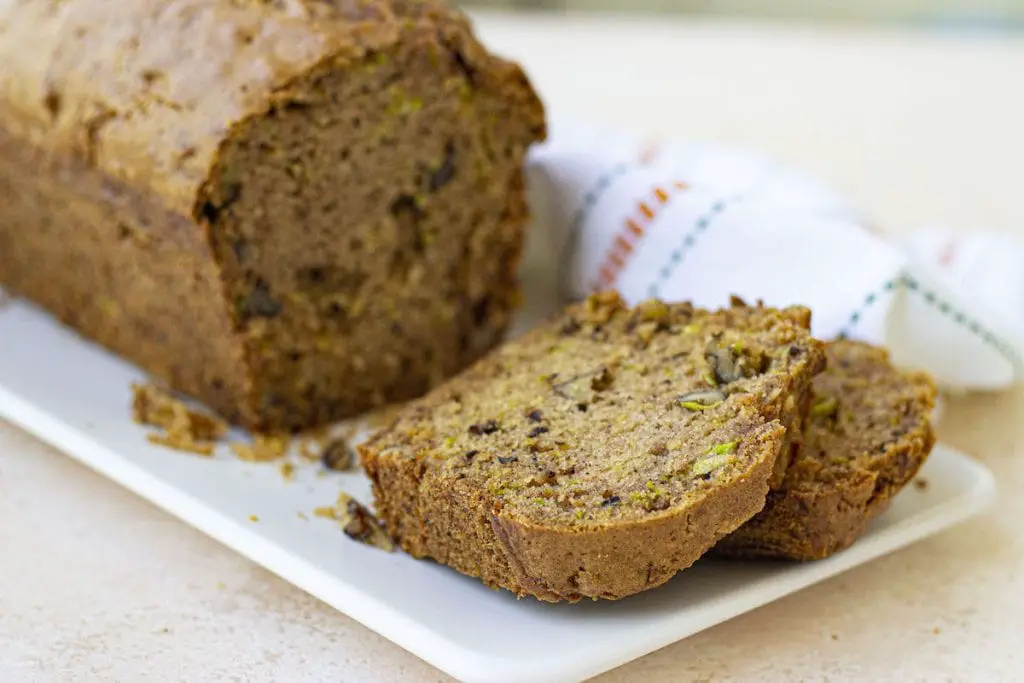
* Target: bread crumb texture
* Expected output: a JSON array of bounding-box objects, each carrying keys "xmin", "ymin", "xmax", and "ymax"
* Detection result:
[
  {"xmin": 360, "ymin": 292, "xmax": 826, "ymax": 601},
  {"xmin": 715, "ymin": 340, "xmax": 937, "ymax": 560}
]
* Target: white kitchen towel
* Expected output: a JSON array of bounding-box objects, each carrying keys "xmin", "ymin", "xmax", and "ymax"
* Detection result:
[{"xmin": 523, "ymin": 117, "xmax": 1024, "ymax": 392}]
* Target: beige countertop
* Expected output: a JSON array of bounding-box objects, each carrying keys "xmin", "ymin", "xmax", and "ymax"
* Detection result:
[{"xmin": 3, "ymin": 13, "xmax": 1024, "ymax": 683}]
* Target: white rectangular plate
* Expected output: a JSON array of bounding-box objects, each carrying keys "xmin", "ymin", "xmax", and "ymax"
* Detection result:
[{"xmin": 0, "ymin": 297, "xmax": 995, "ymax": 683}]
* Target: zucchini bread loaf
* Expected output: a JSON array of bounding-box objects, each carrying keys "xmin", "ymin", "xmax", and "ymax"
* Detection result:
[
  {"xmin": 360, "ymin": 293, "xmax": 826, "ymax": 602},
  {"xmin": 716, "ymin": 340, "xmax": 937, "ymax": 560},
  {"xmin": 0, "ymin": 0, "xmax": 545, "ymax": 432}
]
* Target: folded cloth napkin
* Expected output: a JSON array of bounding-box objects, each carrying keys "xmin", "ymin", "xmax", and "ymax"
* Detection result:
[{"xmin": 523, "ymin": 117, "xmax": 1024, "ymax": 393}]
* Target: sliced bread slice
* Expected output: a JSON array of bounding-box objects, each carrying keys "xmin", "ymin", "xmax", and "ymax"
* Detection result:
[
  {"xmin": 716, "ymin": 339, "xmax": 937, "ymax": 560},
  {"xmin": 359, "ymin": 293, "xmax": 825, "ymax": 602}
]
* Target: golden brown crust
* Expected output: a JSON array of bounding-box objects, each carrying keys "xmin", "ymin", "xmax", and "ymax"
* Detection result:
[
  {"xmin": 486, "ymin": 423, "xmax": 782, "ymax": 600},
  {"xmin": 716, "ymin": 340, "xmax": 938, "ymax": 560},
  {"xmin": 360, "ymin": 293, "xmax": 827, "ymax": 601},
  {"xmin": 0, "ymin": 1, "xmax": 539, "ymax": 214},
  {"xmin": 0, "ymin": 1, "xmax": 395, "ymax": 214}
]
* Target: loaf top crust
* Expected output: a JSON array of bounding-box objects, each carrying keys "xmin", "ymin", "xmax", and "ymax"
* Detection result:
[{"xmin": 0, "ymin": 0, "xmax": 537, "ymax": 216}]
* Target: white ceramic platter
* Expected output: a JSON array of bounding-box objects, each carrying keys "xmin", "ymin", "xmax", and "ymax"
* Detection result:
[{"xmin": 0, "ymin": 297, "xmax": 995, "ymax": 683}]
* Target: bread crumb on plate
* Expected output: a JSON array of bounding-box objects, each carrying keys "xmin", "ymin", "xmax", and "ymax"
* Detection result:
[{"xmin": 133, "ymin": 383, "xmax": 227, "ymax": 455}]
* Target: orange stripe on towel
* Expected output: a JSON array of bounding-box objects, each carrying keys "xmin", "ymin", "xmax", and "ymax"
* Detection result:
[{"xmin": 626, "ymin": 219, "xmax": 645, "ymax": 237}]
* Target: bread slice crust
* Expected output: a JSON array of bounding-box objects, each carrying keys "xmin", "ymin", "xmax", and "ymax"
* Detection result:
[
  {"xmin": 360, "ymin": 293, "xmax": 826, "ymax": 601},
  {"xmin": 716, "ymin": 340, "xmax": 937, "ymax": 560}
]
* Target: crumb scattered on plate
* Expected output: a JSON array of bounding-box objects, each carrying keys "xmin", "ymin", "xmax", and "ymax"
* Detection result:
[
  {"xmin": 146, "ymin": 432, "xmax": 216, "ymax": 457},
  {"xmin": 297, "ymin": 437, "xmax": 321, "ymax": 461},
  {"xmin": 133, "ymin": 383, "xmax": 227, "ymax": 455},
  {"xmin": 132, "ymin": 383, "xmax": 227, "ymax": 440},
  {"xmin": 313, "ymin": 492, "xmax": 394, "ymax": 552},
  {"xmin": 914, "ymin": 478, "xmax": 929, "ymax": 491},
  {"xmin": 279, "ymin": 461, "xmax": 296, "ymax": 481},
  {"xmin": 230, "ymin": 434, "xmax": 289, "ymax": 462},
  {"xmin": 248, "ymin": 514, "xmax": 259, "ymax": 523},
  {"xmin": 321, "ymin": 437, "xmax": 354, "ymax": 471},
  {"xmin": 314, "ymin": 505, "xmax": 336, "ymax": 519}
]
